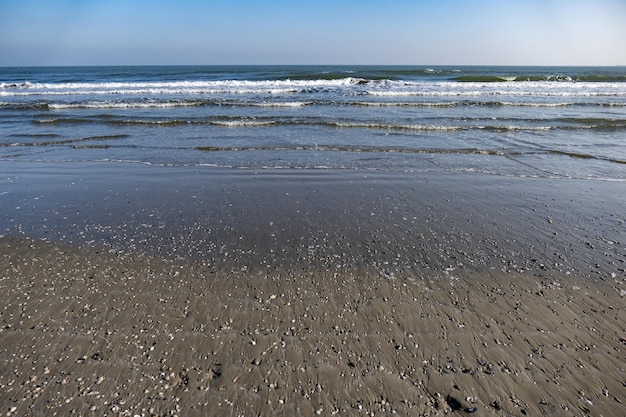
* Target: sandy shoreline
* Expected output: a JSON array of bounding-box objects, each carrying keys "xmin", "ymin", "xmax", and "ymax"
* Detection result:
[
  {"xmin": 1, "ymin": 235, "xmax": 625, "ymax": 416},
  {"xmin": 2, "ymin": 163, "xmax": 624, "ymax": 277},
  {"xmin": 1, "ymin": 163, "xmax": 625, "ymax": 415}
]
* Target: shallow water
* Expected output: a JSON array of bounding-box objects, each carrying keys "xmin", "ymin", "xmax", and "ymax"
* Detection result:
[{"xmin": 1, "ymin": 65, "xmax": 625, "ymax": 180}]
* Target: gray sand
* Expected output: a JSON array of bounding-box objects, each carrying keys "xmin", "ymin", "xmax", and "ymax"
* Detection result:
[
  {"xmin": 1, "ymin": 236, "xmax": 625, "ymax": 416},
  {"xmin": 1, "ymin": 163, "xmax": 625, "ymax": 416}
]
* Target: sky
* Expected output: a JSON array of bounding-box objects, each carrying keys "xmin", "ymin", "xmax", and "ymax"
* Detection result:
[{"xmin": 1, "ymin": 0, "xmax": 625, "ymax": 66}]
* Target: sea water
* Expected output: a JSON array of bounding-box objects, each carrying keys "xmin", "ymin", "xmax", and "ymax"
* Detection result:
[{"xmin": 1, "ymin": 65, "xmax": 625, "ymax": 180}]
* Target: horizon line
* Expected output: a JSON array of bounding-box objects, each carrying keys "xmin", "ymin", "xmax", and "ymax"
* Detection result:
[{"xmin": 2, "ymin": 63, "xmax": 625, "ymax": 68}]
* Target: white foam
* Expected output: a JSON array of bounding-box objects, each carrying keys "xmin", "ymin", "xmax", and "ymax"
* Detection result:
[
  {"xmin": 212, "ymin": 120, "xmax": 277, "ymax": 127},
  {"xmin": 252, "ymin": 101, "xmax": 312, "ymax": 107},
  {"xmin": 1, "ymin": 78, "xmax": 361, "ymax": 92},
  {"xmin": 352, "ymin": 101, "xmax": 458, "ymax": 107},
  {"xmin": 48, "ymin": 100, "xmax": 205, "ymax": 109},
  {"xmin": 2, "ymin": 78, "xmax": 625, "ymax": 100},
  {"xmin": 334, "ymin": 122, "xmax": 462, "ymax": 131},
  {"xmin": 497, "ymin": 102, "xmax": 572, "ymax": 107}
]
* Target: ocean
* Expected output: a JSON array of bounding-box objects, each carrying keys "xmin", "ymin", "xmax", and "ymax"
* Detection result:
[
  {"xmin": 1, "ymin": 65, "xmax": 625, "ymax": 180},
  {"xmin": 1, "ymin": 66, "xmax": 625, "ymax": 276}
]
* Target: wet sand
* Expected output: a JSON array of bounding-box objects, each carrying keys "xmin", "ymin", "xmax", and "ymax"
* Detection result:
[
  {"xmin": 1, "ymin": 163, "xmax": 625, "ymax": 416},
  {"xmin": 2, "ymin": 163, "xmax": 624, "ymax": 277}
]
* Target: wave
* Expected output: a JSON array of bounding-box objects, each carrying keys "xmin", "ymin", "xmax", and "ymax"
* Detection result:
[
  {"xmin": 47, "ymin": 99, "xmax": 213, "ymax": 109},
  {"xmin": 250, "ymin": 101, "xmax": 312, "ymax": 107},
  {"xmin": 211, "ymin": 119, "xmax": 278, "ymax": 127},
  {"xmin": 33, "ymin": 118, "xmax": 102, "ymax": 125},
  {"xmin": 0, "ymin": 78, "xmax": 364, "ymax": 95},
  {"xmin": 0, "ymin": 134, "xmax": 129, "ymax": 147},
  {"xmin": 454, "ymin": 74, "xmax": 626, "ymax": 83},
  {"xmin": 0, "ymin": 87, "xmax": 303, "ymax": 97},
  {"xmin": 330, "ymin": 122, "xmax": 463, "ymax": 131},
  {"xmin": 3, "ymin": 78, "xmax": 625, "ymax": 100},
  {"xmin": 548, "ymin": 150, "xmax": 626, "ymax": 165},
  {"xmin": 4, "ymin": 156, "xmax": 620, "ymax": 181},
  {"xmin": 8, "ymin": 133, "xmax": 60, "ymax": 138},
  {"xmin": 194, "ymin": 145, "xmax": 505, "ymax": 155},
  {"xmin": 4, "ymin": 98, "xmax": 626, "ymax": 112},
  {"xmin": 554, "ymin": 117, "xmax": 626, "ymax": 131},
  {"xmin": 0, "ymin": 99, "xmax": 316, "ymax": 110},
  {"xmin": 6, "ymin": 148, "xmax": 626, "ymax": 171},
  {"xmin": 348, "ymin": 100, "xmax": 626, "ymax": 108},
  {"xmin": 365, "ymin": 88, "xmax": 626, "ymax": 98},
  {"xmin": 109, "ymin": 118, "xmax": 464, "ymax": 130},
  {"xmin": 200, "ymin": 68, "xmax": 626, "ymax": 84},
  {"xmin": 350, "ymin": 101, "xmax": 459, "ymax": 108},
  {"xmin": 1, "ymin": 79, "xmax": 360, "ymax": 89},
  {"xmin": 191, "ymin": 145, "xmax": 626, "ymax": 167},
  {"xmin": 28, "ymin": 114, "xmax": 626, "ymax": 132}
]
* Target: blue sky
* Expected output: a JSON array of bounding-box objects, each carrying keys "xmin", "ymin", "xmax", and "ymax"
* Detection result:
[{"xmin": 1, "ymin": 0, "xmax": 625, "ymax": 66}]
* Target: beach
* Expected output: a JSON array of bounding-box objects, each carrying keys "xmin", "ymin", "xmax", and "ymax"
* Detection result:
[
  {"xmin": 1, "ymin": 65, "xmax": 626, "ymax": 415},
  {"xmin": 1, "ymin": 163, "xmax": 625, "ymax": 416}
]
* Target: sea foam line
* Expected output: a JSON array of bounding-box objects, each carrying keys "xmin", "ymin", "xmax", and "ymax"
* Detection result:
[
  {"xmin": 47, "ymin": 100, "xmax": 209, "ymax": 109},
  {"xmin": 3, "ymin": 79, "xmax": 625, "ymax": 98},
  {"xmin": 0, "ymin": 78, "xmax": 364, "ymax": 91}
]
